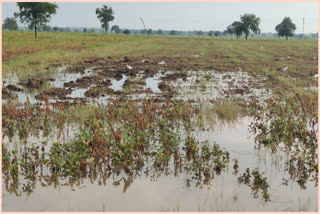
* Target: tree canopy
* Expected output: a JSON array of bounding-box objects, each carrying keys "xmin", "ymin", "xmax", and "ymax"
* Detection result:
[
  {"xmin": 2, "ymin": 17, "xmax": 18, "ymax": 31},
  {"xmin": 227, "ymin": 21, "xmax": 243, "ymax": 39},
  {"xmin": 169, "ymin": 30, "xmax": 177, "ymax": 35},
  {"xmin": 147, "ymin": 29, "xmax": 153, "ymax": 35},
  {"xmin": 226, "ymin": 14, "xmax": 260, "ymax": 40},
  {"xmin": 96, "ymin": 5, "xmax": 114, "ymax": 34},
  {"xmin": 240, "ymin": 14, "xmax": 261, "ymax": 40},
  {"xmin": 111, "ymin": 25, "xmax": 120, "ymax": 33},
  {"xmin": 15, "ymin": 2, "xmax": 58, "ymax": 38},
  {"xmin": 275, "ymin": 17, "xmax": 296, "ymax": 40},
  {"xmin": 123, "ymin": 29, "xmax": 130, "ymax": 34}
]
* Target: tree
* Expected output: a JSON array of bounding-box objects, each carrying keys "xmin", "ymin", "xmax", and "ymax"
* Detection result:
[
  {"xmin": 208, "ymin": 30, "xmax": 214, "ymax": 37},
  {"xmin": 96, "ymin": 5, "xmax": 114, "ymax": 34},
  {"xmin": 214, "ymin": 31, "xmax": 221, "ymax": 37},
  {"xmin": 240, "ymin": 13, "xmax": 261, "ymax": 40},
  {"xmin": 169, "ymin": 30, "xmax": 177, "ymax": 35},
  {"xmin": 227, "ymin": 21, "xmax": 243, "ymax": 39},
  {"xmin": 15, "ymin": 2, "xmax": 58, "ymax": 38},
  {"xmin": 123, "ymin": 29, "xmax": 130, "ymax": 34},
  {"xmin": 83, "ymin": 28, "xmax": 87, "ymax": 32},
  {"xmin": 194, "ymin": 30, "xmax": 204, "ymax": 36},
  {"xmin": 2, "ymin": 17, "xmax": 18, "ymax": 31},
  {"xmin": 222, "ymin": 30, "xmax": 228, "ymax": 37},
  {"xmin": 111, "ymin": 25, "xmax": 120, "ymax": 33},
  {"xmin": 157, "ymin": 29, "xmax": 163, "ymax": 35},
  {"xmin": 147, "ymin": 29, "xmax": 152, "ymax": 35},
  {"xmin": 275, "ymin": 17, "xmax": 296, "ymax": 40},
  {"xmin": 41, "ymin": 24, "xmax": 52, "ymax": 32},
  {"xmin": 53, "ymin": 26, "xmax": 58, "ymax": 32}
]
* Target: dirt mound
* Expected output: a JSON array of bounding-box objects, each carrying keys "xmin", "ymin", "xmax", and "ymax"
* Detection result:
[
  {"xmin": 158, "ymin": 81, "xmax": 169, "ymax": 91},
  {"xmin": 21, "ymin": 79, "xmax": 45, "ymax": 89},
  {"xmin": 35, "ymin": 88, "xmax": 72, "ymax": 100},
  {"xmin": 85, "ymin": 86, "xmax": 117, "ymax": 97},
  {"xmin": 65, "ymin": 65, "xmax": 86, "ymax": 74},
  {"xmin": 6, "ymin": 84, "xmax": 24, "ymax": 92},
  {"xmin": 2, "ymin": 87, "xmax": 15, "ymax": 99},
  {"xmin": 124, "ymin": 56, "xmax": 131, "ymax": 62},
  {"xmin": 64, "ymin": 75, "xmax": 109, "ymax": 88}
]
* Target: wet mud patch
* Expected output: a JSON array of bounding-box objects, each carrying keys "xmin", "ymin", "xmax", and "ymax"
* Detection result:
[
  {"xmin": 84, "ymin": 86, "xmax": 120, "ymax": 97},
  {"xmin": 20, "ymin": 78, "xmax": 45, "ymax": 89},
  {"xmin": 35, "ymin": 87, "xmax": 72, "ymax": 100},
  {"xmin": 64, "ymin": 65, "xmax": 86, "ymax": 74},
  {"xmin": 2, "ymin": 87, "xmax": 16, "ymax": 100},
  {"xmin": 6, "ymin": 84, "xmax": 24, "ymax": 92},
  {"xmin": 64, "ymin": 74, "xmax": 109, "ymax": 88}
]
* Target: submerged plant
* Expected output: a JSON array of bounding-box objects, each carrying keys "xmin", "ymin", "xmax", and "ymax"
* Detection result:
[{"xmin": 238, "ymin": 168, "xmax": 270, "ymax": 202}]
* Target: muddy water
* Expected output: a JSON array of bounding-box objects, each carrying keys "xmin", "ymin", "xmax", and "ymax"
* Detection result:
[
  {"xmin": 2, "ymin": 67, "xmax": 276, "ymax": 105},
  {"xmin": 2, "ymin": 117, "xmax": 317, "ymax": 212},
  {"xmin": 144, "ymin": 73, "xmax": 164, "ymax": 93},
  {"xmin": 110, "ymin": 75, "xmax": 128, "ymax": 91},
  {"xmin": 2, "ymin": 65, "xmax": 318, "ymax": 211}
]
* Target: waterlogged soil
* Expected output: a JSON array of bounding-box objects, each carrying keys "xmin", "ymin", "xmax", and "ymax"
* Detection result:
[
  {"xmin": 2, "ymin": 56, "xmax": 273, "ymax": 104},
  {"xmin": 2, "ymin": 117, "xmax": 317, "ymax": 212},
  {"xmin": 2, "ymin": 56, "xmax": 318, "ymax": 212}
]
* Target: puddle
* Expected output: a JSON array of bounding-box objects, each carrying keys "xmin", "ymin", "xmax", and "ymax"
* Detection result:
[
  {"xmin": 170, "ymin": 71, "xmax": 272, "ymax": 102},
  {"xmin": 109, "ymin": 75, "xmax": 128, "ymax": 91},
  {"xmin": 66, "ymin": 88, "xmax": 87, "ymax": 98},
  {"xmin": 144, "ymin": 73, "xmax": 164, "ymax": 93},
  {"xmin": 50, "ymin": 67, "xmax": 94, "ymax": 88},
  {"xmin": 2, "ymin": 117, "xmax": 317, "ymax": 212},
  {"xmin": 3, "ymin": 72, "xmax": 19, "ymax": 86},
  {"xmin": 2, "ymin": 55, "xmax": 317, "ymax": 212}
]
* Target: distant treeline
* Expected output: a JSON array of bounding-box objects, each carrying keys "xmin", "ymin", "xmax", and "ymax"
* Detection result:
[{"xmin": 7, "ymin": 26, "xmax": 318, "ymax": 39}]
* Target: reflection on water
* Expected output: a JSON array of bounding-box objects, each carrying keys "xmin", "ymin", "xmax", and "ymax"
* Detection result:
[
  {"xmin": 2, "ymin": 117, "xmax": 317, "ymax": 212},
  {"xmin": 2, "ymin": 65, "xmax": 317, "ymax": 212}
]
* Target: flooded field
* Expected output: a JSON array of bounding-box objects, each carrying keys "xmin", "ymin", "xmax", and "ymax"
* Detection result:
[{"xmin": 2, "ymin": 32, "xmax": 318, "ymax": 212}]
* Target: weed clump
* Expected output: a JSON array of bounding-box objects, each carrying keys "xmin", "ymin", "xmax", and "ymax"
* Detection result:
[{"xmin": 238, "ymin": 168, "xmax": 270, "ymax": 202}]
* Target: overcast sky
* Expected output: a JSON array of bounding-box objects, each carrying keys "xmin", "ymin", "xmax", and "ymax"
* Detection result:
[{"xmin": 2, "ymin": 2, "xmax": 318, "ymax": 33}]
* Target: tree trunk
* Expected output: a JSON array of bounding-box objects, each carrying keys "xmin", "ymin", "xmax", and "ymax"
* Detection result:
[
  {"xmin": 245, "ymin": 35, "xmax": 248, "ymax": 40},
  {"xmin": 35, "ymin": 24, "xmax": 37, "ymax": 39},
  {"xmin": 105, "ymin": 28, "xmax": 106, "ymax": 35},
  {"xmin": 286, "ymin": 35, "xmax": 288, "ymax": 40}
]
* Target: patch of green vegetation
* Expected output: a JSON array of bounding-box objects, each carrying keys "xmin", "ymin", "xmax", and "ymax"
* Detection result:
[
  {"xmin": 262, "ymin": 67, "xmax": 277, "ymax": 75},
  {"xmin": 2, "ymin": 98, "xmax": 231, "ymax": 195},
  {"xmin": 249, "ymin": 91, "xmax": 318, "ymax": 188}
]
